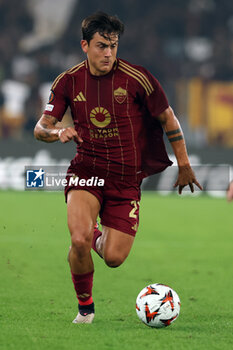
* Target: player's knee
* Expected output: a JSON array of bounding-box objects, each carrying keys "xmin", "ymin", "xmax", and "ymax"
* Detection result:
[
  {"xmin": 70, "ymin": 226, "xmax": 92, "ymax": 256},
  {"xmin": 104, "ymin": 252, "xmax": 126, "ymax": 268},
  {"xmin": 71, "ymin": 235, "xmax": 91, "ymax": 257}
]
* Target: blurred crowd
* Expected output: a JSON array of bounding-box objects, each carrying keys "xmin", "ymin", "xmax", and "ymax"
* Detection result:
[{"xmin": 1, "ymin": 0, "xmax": 233, "ymax": 140}]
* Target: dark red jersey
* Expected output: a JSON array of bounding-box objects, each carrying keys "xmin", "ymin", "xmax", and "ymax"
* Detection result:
[{"xmin": 43, "ymin": 58, "xmax": 172, "ymax": 181}]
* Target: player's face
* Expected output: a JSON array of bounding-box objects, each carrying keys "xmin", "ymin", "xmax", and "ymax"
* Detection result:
[{"xmin": 81, "ymin": 32, "xmax": 119, "ymax": 76}]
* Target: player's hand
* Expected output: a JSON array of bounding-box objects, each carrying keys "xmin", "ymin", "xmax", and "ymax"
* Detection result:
[
  {"xmin": 174, "ymin": 165, "xmax": 203, "ymax": 194},
  {"xmin": 226, "ymin": 181, "xmax": 233, "ymax": 202},
  {"xmin": 58, "ymin": 127, "xmax": 83, "ymax": 144}
]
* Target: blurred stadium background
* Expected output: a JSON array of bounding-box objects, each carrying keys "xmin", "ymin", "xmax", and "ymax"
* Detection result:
[
  {"xmin": 1, "ymin": 3, "xmax": 233, "ymax": 349},
  {"xmin": 0, "ymin": 0, "xmax": 232, "ymax": 193}
]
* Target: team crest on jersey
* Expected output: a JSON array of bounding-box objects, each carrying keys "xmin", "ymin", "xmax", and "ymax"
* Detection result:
[
  {"xmin": 90, "ymin": 107, "xmax": 111, "ymax": 128},
  {"xmin": 114, "ymin": 87, "xmax": 127, "ymax": 104}
]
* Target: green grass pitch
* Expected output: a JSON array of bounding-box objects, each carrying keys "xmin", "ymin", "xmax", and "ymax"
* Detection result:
[{"xmin": 0, "ymin": 191, "xmax": 232, "ymax": 350}]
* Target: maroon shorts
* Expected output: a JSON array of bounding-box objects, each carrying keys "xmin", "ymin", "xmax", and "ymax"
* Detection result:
[{"xmin": 65, "ymin": 166, "xmax": 141, "ymax": 236}]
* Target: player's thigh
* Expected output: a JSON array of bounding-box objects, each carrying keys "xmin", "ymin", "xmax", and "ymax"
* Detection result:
[
  {"xmin": 101, "ymin": 225, "xmax": 135, "ymax": 267},
  {"xmin": 67, "ymin": 189, "xmax": 101, "ymax": 240}
]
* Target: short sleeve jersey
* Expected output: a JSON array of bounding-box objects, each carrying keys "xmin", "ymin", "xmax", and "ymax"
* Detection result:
[{"xmin": 43, "ymin": 59, "xmax": 172, "ymax": 181}]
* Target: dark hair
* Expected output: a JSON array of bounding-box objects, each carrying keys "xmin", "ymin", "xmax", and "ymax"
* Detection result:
[{"xmin": 82, "ymin": 12, "xmax": 124, "ymax": 43}]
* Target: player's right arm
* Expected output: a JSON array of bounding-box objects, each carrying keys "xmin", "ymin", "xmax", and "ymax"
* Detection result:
[
  {"xmin": 34, "ymin": 71, "xmax": 83, "ymax": 144},
  {"xmin": 34, "ymin": 114, "xmax": 83, "ymax": 144}
]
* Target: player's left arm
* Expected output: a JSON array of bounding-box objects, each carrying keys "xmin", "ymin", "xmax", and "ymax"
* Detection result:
[
  {"xmin": 158, "ymin": 106, "xmax": 203, "ymax": 194},
  {"xmin": 226, "ymin": 181, "xmax": 233, "ymax": 202}
]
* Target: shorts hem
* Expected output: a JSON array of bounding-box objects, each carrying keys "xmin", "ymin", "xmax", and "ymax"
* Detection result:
[{"xmin": 100, "ymin": 220, "xmax": 137, "ymax": 237}]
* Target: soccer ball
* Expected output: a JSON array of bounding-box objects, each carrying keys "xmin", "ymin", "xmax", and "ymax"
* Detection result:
[{"xmin": 136, "ymin": 283, "xmax": 181, "ymax": 328}]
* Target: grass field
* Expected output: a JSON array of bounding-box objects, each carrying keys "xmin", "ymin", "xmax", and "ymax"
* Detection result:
[{"xmin": 0, "ymin": 191, "xmax": 232, "ymax": 350}]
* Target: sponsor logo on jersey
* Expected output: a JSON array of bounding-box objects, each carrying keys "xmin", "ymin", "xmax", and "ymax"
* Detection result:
[
  {"xmin": 74, "ymin": 91, "xmax": 86, "ymax": 102},
  {"xmin": 114, "ymin": 87, "xmax": 127, "ymax": 104},
  {"xmin": 89, "ymin": 127, "xmax": 119, "ymax": 139},
  {"xmin": 90, "ymin": 107, "xmax": 111, "ymax": 128}
]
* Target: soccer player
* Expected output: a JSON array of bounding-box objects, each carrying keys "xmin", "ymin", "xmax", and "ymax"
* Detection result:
[{"xmin": 34, "ymin": 12, "xmax": 202, "ymax": 324}]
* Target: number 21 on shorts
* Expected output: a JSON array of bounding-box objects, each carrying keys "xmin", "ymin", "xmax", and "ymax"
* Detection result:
[{"xmin": 129, "ymin": 200, "xmax": 140, "ymax": 231}]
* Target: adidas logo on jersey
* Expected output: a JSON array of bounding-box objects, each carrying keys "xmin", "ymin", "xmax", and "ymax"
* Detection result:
[{"xmin": 74, "ymin": 91, "xmax": 86, "ymax": 102}]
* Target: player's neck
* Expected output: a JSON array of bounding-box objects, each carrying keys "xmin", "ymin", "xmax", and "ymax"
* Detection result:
[{"xmin": 87, "ymin": 59, "xmax": 117, "ymax": 77}]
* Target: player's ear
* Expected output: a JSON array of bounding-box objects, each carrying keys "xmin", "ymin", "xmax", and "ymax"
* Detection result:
[{"xmin": 81, "ymin": 40, "xmax": 88, "ymax": 53}]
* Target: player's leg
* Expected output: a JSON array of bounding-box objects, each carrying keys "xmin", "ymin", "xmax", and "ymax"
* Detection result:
[
  {"xmin": 67, "ymin": 189, "xmax": 100, "ymax": 323},
  {"xmin": 92, "ymin": 222, "xmax": 103, "ymax": 257},
  {"xmin": 97, "ymin": 226, "xmax": 135, "ymax": 267},
  {"xmin": 67, "ymin": 189, "xmax": 100, "ymax": 273},
  {"xmin": 92, "ymin": 179, "xmax": 141, "ymax": 265}
]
